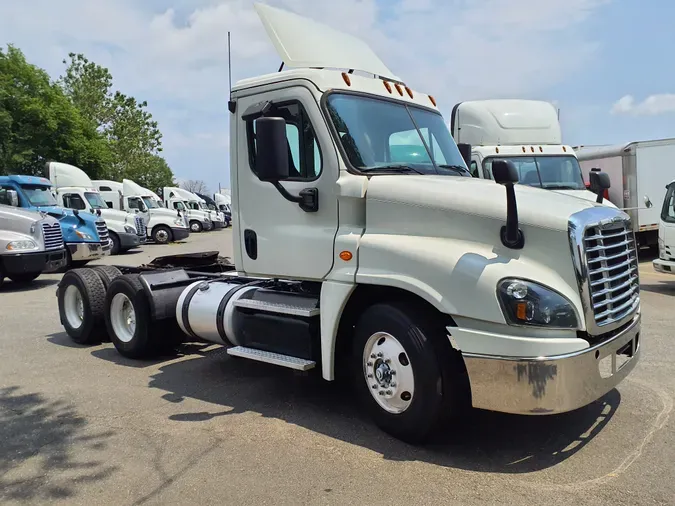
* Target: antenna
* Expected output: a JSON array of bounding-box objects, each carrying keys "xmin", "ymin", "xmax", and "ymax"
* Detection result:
[{"xmin": 227, "ymin": 32, "xmax": 236, "ymax": 114}]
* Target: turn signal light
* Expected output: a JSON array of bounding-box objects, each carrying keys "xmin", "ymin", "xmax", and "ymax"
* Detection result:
[{"xmin": 339, "ymin": 251, "xmax": 353, "ymax": 261}]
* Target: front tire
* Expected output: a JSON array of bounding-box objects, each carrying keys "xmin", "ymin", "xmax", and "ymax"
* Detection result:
[
  {"xmin": 189, "ymin": 220, "xmax": 203, "ymax": 233},
  {"xmin": 57, "ymin": 268, "xmax": 107, "ymax": 344},
  {"xmin": 152, "ymin": 225, "xmax": 172, "ymax": 244},
  {"xmin": 109, "ymin": 232, "xmax": 121, "ymax": 255},
  {"xmin": 350, "ymin": 301, "xmax": 467, "ymax": 443}
]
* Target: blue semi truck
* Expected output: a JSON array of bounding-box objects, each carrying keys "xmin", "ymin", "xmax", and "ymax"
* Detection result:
[{"xmin": 0, "ymin": 175, "xmax": 111, "ymax": 268}]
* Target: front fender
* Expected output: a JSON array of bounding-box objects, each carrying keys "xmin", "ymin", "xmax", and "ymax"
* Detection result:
[{"xmin": 354, "ymin": 233, "xmax": 585, "ymax": 330}]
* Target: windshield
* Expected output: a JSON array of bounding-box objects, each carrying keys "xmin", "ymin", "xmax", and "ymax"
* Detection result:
[
  {"xmin": 483, "ymin": 156, "xmax": 586, "ymax": 190},
  {"xmin": 662, "ymin": 184, "xmax": 675, "ymax": 224},
  {"xmin": 84, "ymin": 192, "xmax": 109, "ymax": 209},
  {"xmin": 142, "ymin": 196, "xmax": 159, "ymax": 209},
  {"xmin": 128, "ymin": 196, "xmax": 147, "ymax": 212},
  {"xmin": 325, "ymin": 93, "xmax": 469, "ymax": 176},
  {"xmin": 22, "ymin": 185, "xmax": 58, "ymax": 206}
]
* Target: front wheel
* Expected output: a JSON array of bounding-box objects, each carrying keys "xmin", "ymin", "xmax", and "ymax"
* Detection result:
[
  {"xmin": 109, "ymin": 232, "xmax": 121, "ymax": 255},
  {"xmin": 350, "ymin": 301, "xmax": 468, "ymax": 443},
  {"xmin": 190, "ymin": 220, "xmax": 203, "ymax": 233},
  {"xmin": 152, "ymin": 225, "xmax": 172, "ymax": 244}
]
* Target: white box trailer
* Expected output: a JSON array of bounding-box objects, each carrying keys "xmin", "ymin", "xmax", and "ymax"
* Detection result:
[{"xmin": 575, "ymin": 138, "xmax": 675, "ymax": 248}]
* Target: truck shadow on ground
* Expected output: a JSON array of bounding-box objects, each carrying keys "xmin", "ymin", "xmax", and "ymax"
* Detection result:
[
  {"xmin": 0, "ymin": 386, "xmax": 117, "ymax": 502},
  {"xmin": 0, "ymin": 278, "xmax": 59, "ymax": 293},
  {"xmin": 639, "ymin": 281, "xmax": 675, "ymax": 296},
  {"xmin": 76, "ymin": 338, "xmax": 622, "ymax": 475}
]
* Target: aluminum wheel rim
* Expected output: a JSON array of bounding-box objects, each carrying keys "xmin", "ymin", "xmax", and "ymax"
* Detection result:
[
  {"xmin": 363, "ymin": 331, "xmax": 415, "ymax": 414},
  {"xmin": 64, "ymin": 285, "xmax": 85, "ymax": 330},
  {"xmin": 190, "ymin": 222, "xmax": 200, "ymax": 232},
  {"xmin": 156, "ymin": 229, "xmax": 169, "ymax": 242},
  {"xmin": 110, "ymin": 293, "xmax": 136, "ymax": 343}
]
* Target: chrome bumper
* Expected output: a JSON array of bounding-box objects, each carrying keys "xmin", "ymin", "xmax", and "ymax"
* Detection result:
[
  {"xmin": 461, "ymin": 313, "xmax": 641, "ymax": 415},
  {"xmin": 653, "ymin": 258, "xmax": 675, "ymax": 274},
  {"xmin": 67, "ymin": 242, "xmax": 106, "ymax": 261}
]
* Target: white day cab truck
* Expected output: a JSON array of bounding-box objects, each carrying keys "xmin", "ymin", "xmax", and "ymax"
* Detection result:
[
  {"xmin": 93, "ymin": 179, "xmax": 190, "ymax": 244},
  {"xmin": 0, "ymin": 189, "xmax": 67, "ymax": 288},
  {"xmin": 450, "ymin": 99, "xmax": 616, "ymax": 206},
  {"xmin": 163, "ymin": 187, "xmax": 213, "ymax": 233},
  {"xmin": 653, "ymin": 178, "xmax": 675, "ymax": 274},
  {"xmin": 54, "ymin": 3, "xmax": 641, "ymax": 443},
  {"xmin": 47, "ymin": 162, "xmax": 146, "ymax": 255},
  {"xmin": 575, "ymin": 138, "xmax": 675, "ymax": 248}
]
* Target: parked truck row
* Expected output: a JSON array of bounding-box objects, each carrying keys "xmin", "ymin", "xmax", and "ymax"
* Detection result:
[{"xmin": 54, "ymin": 3, "xmax": 642, "ymax": 444}]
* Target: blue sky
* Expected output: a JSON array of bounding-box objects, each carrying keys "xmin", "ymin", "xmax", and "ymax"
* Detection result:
[{"xmin": 1, "ymin": 0, "xmax": 673, "ymax": 194}]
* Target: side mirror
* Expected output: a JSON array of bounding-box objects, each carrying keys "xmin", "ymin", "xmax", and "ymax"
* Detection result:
[
  {"xmin": 492, "ymin": 159, "xmax": 519, "ymax": 185},
  {"xmin": 589, "ymin": 171, "xmax": 611, "ymax": 204},
  {"xmin": 644, "ymin": 195, "xmax": 653, "ymax": 209},
  {"xmin": 457, "ymin": 143, "xmax": 472, "ymax": 167},
  {"xmin": 255, "ymin": 117, "xmax": 289, "ymax": 182},
  {"xmin": 491, "ymin": 160, "xmax": 524, "ymax": 249},
  {"xmin": 5, "ymin": 190, "xmax": 19, "ymax": 207}
]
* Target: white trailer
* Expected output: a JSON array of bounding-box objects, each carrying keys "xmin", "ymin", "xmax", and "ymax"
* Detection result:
[
  {"xmin": 575, "ymin": 138, "xmax": 675, "ymax": 248},
  {"xmin": 450, "ymin": 99, "xmax": 616, "ymax": 207},
  {"xmin": 55, "ymin": 3, "xmax": 641, "ymax": 444}
]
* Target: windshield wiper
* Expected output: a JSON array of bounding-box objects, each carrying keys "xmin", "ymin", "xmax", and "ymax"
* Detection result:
[
  {"xmin": 437, "ymin": 164, "xmax": 472, "ymax": 176},
  {"xmin": 364, "ymin": 164, "xmax": 425, "ymax": 175},
  {"xmin": 542, "ymin": 184, "xmax": 583, "ymax": 190}
]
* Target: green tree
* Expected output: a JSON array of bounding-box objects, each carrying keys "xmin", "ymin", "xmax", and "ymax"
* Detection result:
[
  {"xmin": 125, "ymin": 153, "xmax": 175, "ymax": 195},
  {"xmin": 60, "ymin": 53, "xmax": 170, "ymax": 184},
  {"xmin": 0, "ymin": 45, "xmax": 111, "ymax": 176}
]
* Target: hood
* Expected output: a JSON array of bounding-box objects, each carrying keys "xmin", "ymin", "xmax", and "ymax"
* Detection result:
[
  {"xmin": 365, "ymin": 175, "xmax": 601, "ymax": 233},
  {"xmin": 553, "ymin": 188, "xmax": 618, "ymax": 208},
  {"xmin": 150, "ymin": 207, "xmax": 182, "ymax": 219},
  {"xmin": 99, "ymin": 208, "xmax": 133, "ymax": 221},
  {"xmin": 0, "ymin": 204, "xmax": 50, "ymax": 223}
]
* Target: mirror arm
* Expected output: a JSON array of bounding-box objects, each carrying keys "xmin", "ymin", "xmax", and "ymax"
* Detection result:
[
  {"xmin": 501, "ymin": 183, "xmax": 524, "ymax": 249},
  {"xmin": 271, "ymin": 182, "xmax": 319, "ymax": 213}
]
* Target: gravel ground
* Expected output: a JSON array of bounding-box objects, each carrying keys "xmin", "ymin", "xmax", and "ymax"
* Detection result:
[{"xmin": 1, "ymin": 230, "xmax": 673, "ymax": 506}]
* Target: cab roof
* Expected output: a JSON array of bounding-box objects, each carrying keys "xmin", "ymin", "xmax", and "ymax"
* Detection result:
[{"xmin": 0, "ymin": 174, "xmax": 53, "ymax": 186}]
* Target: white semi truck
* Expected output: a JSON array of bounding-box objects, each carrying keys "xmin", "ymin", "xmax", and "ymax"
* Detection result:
[
  {"xmin": 575, "ymin": 138, "xmax": 675, "ymax": 248},
  {"xmin": 0, "ymin": 189, "xmax": 67, "ymax": 287},
  {"xmin": 94, "ymin": 179, "xmax": 190, "ymax": 244},
  {"xmin": 54, "ymin": 3, "xmax": 641, "ymax": 443},
  {"xmin": 653, "ymin": 178, "xmax": 675, "ymax": 274},
  {"xmin": 47, "ymin": 162, "xmax": 145, "ymax": 254},
  {"xmin": 450, "ymin": 99, "xmax": 615, "ymax": 206},
  {"xmin": 163, "ymin": 187, "xmax": 213, "ymax": 233}
]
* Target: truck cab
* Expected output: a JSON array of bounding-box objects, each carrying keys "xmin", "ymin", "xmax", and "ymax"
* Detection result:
[
  {"xmin": 94, "ymin": 179, "xmax": 190, "ymax": 244},
  {"xmin": 0, "ymin": 174, "xmax": 109, "ymax": 267},
  {"xmin": 47, "ymin": 162, "xmax": 145, "ymax": 255},
  {"xmin": 196, "ymin": 192, "xmax": 229, "ymax": 228},
  {"xmin": 56, "ymin": 3, "xmax": 642, "ymax": 444},
  {"xmin": 213, "ymin": 192, "xmax": 232, "ymax": 226},
  {"xmin": 163, "ymin": 187, "xmax": 212, "ymax": 233},
  {"xmin": 192, "ymin": 193, "xmax": 225, "ymax": 229},
  {"xmin": 450, "ymin": 99, "xmax": 617, "ymax": 207},
  {"xmin": 0, "ymin": 189, "xmax": 67, "ymax": 287},
  {"xmin": 654, "ymin": 179, "xmax": 675, "ymax": 274}
]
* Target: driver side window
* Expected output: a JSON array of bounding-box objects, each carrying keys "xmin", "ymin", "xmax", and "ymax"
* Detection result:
[
  {"xmin": 63, "ymin": 193, "xmax": 86, "ymax": 210},
  {"xmin": 247, "ymin": 101, "xmax": 322, "ymax": 180}
]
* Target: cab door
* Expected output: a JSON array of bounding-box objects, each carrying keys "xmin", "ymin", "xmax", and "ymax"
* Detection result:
[{"xmin": 234, "ymin": 84, "xmax": 339, "ymax": 280}]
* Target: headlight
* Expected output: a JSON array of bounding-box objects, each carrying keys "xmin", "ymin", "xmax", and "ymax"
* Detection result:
[
  {"xmin": 75, "ymin": 230, "xmax": 94, "ymax": 240},
  {"xmin": 124, "ymin": 225, "xmax": 136, "ymax": 234},
  {"xmin": 6, "ymin": 239, "xmax": 39, "ymax": 251},
  {"xmin": 497, "ymin": 279, "xmax": 579, "ymax": 329}
]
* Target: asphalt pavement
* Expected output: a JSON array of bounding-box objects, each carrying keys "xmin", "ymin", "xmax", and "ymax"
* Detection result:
[{"xmin": 1, "ymin": 230, "xmax": 673, "ymax": 505}]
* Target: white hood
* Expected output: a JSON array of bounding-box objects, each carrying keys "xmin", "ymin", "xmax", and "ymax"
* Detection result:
[{"xmin": 553, "ymin": 189, "xmax": 618, "ymax": 208}]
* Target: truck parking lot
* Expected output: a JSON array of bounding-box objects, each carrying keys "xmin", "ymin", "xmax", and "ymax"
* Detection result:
[{"xmin": 0, "ymin": 229, "xmax": 672, "ymax": 505}]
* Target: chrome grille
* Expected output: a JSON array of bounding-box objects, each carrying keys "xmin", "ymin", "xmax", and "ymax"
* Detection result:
[
  {"xmin": 41, "ymin": 222, "xmax": 64, "ymax": 250},
  {"xmin": 96, "ymin": 220, "xmax": 110, "ymax": 250},
  {"xmin": 134, "ymin": 216, "xmax": 147, "ymax": 237},
  {"xmin": 569, "ymin": 207, "xmax": 640, "ymax": 336}
]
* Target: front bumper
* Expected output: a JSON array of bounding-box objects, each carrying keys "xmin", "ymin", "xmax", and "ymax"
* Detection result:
[
  {"xmin": 459, "ymin": 313, "xmax": 641, "ymax": 415},
  {"xmin": 118, "ymin": 232, "xmax": 141, "ymax": 249},
  {"xmin": 1, "ymin": 248, "xmax": 67, "ymax": 275},
  {"xmin": 172, "ymin": 227, "xmax": 190, "ymax": 241},
  {"xmin": 653, "ymin": 258, "xmax": 675, "ymax": 274},
  {"xmin": 68, "ymin": 242, "xmax": 106, "ymax": 262},
  {"xmin": 212, "ymin": 221, "xmax": 225, "ymax": 229}
]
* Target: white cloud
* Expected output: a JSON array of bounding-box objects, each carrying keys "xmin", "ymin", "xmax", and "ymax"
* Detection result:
[
  {"xmin": 0, "ymin": 0, "xmax": 610, "ymax": 188},
  {"xmin": 611, "ymin": 94, "xmax": 675, "ymax": 116}
]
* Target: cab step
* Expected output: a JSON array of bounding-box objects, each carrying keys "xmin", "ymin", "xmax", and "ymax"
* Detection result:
[
  {"xmin": 226, "ymin": 346, "xmax": 316, "ymax": 370},
  {"xmin": 233, "ymin": 298, "xmax": 320, "ymax": 317}
]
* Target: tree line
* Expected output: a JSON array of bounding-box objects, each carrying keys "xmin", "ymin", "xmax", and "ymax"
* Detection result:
[{"xmin": 0, "ymin": 44, "xmax": 174, "ymax": 193}]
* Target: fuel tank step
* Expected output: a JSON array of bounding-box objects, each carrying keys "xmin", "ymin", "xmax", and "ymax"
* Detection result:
[
  {"xmin": 226, "ymin": 346, "xmax": 316, "ymax": 370},
  {"xmin": 233, "ymin": 298, "xmax": 319, "ymax": 317}
]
